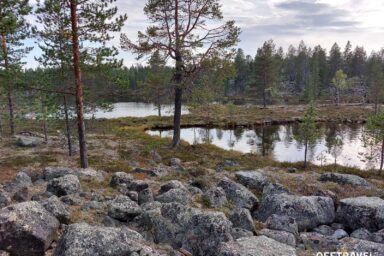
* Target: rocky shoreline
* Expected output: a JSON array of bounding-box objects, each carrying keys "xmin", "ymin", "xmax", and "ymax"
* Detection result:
[{"xmin": 0, "ymin": 161, "xmax": 384, "ymax": 256}]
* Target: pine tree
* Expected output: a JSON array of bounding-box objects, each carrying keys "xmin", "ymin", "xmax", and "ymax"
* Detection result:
[
  {"xmin": 121, "ymin": 0, "xmax": 240, "ymax": 148},
  {"xmin": 329, "ymin": 43, "xmax": 342, "ymax": 81},
  {"xmin": 367, "ymin": 53, "xmax": 384, "ymax": 114},
  {"xmin": 0, "ymin": 0, "xmax": 32, "ymax": 136},
  {"xmin": 332, "ymin": 70, "xmax": 349, "ymax": 106}
]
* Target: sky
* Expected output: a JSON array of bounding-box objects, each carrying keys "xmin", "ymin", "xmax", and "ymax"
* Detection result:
[{"xmin": 24, "ymin": 0, "xmax": 384, "ymax": 68}]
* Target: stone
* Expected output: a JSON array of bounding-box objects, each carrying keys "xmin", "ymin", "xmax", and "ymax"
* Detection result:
[
  {"xmin": 43, "ymin": 167, "xmax": 75, "ymax": 181},
  {"xmin": 15, "ymin": 135, "xmax": 44, "ymax": 147},
  {"xmin": 218, "ymin": 177, "xmax": 258, "ymax": 210},
  {"xmin": 127, "ymin": 180, "xmax": 149, "ymax": 192},
  {"xmin": 155, "ymin": 188, "xmax": 191, "ymax": 205},
  {"xmin": 108, "ymin": 195, "xmax": 142, "ymax": 222},
  {"xmin": 3, "ymin": 172, "xmax": 32, "ymax": 194},
  {"xmin": 262, "ymin": 182, "xmax": 288, "ymax": 196},
  {"xmin": 76, "ymin": 168, "xmax": 106, "ymax": 182},
  {"xmin": 169, "ymin": 158, "xmax": 184, "ymax": 170},
  {"xmin": 60, "ymin": 195, "xmax": 83, "ymax": 206},
  {"xmin": 181, "ymin": 212, "xmax": 233, "ymax": 256},
  {"xmin": 229, "ymin": 208, "xmax": 255, "ymax": 233},
  {"xmin": 109, "ymin": 172, "xmax": 133, "ymax": 188},
  {"xmin": 47, "ymin": 175, "xmax": 82, "ymax": 197},
  {"xmin": 12, "ymin": 186, "xmax": 31, "ymax": 202},
  {"xmin": 217, "ymin": 236, "xmax": 297, "ymax": 256},
  {"xmin": 41, "ymin": 196, "xmax": 71, "ymax": 224},
  {"xmin": 149, "ymin": 150, "xmax": 162, "ymax": 163},
  {"xmin": 351, "ymin": 228, "xmax": 373, "ymax": 241},
  {"xmin": 0, "ymin": 191, "xmax": 11, "ymax": 208},
  {"xmin": 332, "ymin": 229, "xmax": 349, "ymax": 240},
  {"xmin": 231, "ymin": 228, "xmax": 254, "ymax": 239},
  {"xmin": 159, "ymin": 180, "xmax": 187, "ymax": 193},
  {"xmin": 81, "ymin": 201, "xmax": 105, "ymax": 211},
  {"xmin": 138, "ymin": 188, "xmax": 154, "ymax": 205},
  {"xmin": 235, "ymin": 170, "xmax": 269, "ymax": 191},
  {"xmin": 0, "ymin": 201, "xmax": 59, "ymax": 256},
  {"xmin": 265, "ymin": 214, "xmax": 299, "ymax": 236},
  {"xmin": 54, "ymin": 223, "xmax": 160, "ymax": 256},
  {"xmin": 102, "ymin": 215, "xmax": 125, "ymax": 228},
  {"xmin": 258, "ymin": 229, "xmax": 296, "ymax": 247},
  {"xmin": 313, "ymin": 225, "xmax": 334, "ymax": 236},
  {"xmin": 127, "ymin": 191, "xmax": 138, "ymax": 202},
  {"xmin": 257, "ymin": 192, "xmax": 335, "ymax": 231},
  {"xmin": 336, "ymin": 196, "xmax": 384, "ymax": 232},
  {"xmin": 203, "ymin": 187, "xmax": 227, "ymax": 208},
  {"xmin": 300, "ymin": 232, "xmax": 339, "ymax": 252},
  {"xmin": 319, "ymin": 172, "xmax": 373, "ymax": 187},
  {"xmin": 337, "ymin": 237, "xmax": 384, "ymax": 255},
  {"xmin": 133, "ymin": 166, "xmax": 168, "ymax": 177}
]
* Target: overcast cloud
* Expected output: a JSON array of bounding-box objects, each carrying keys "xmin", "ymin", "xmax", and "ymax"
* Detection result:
[{"xmin": 25, "ymin": 0, "xmax": 384, "ymax": 68}]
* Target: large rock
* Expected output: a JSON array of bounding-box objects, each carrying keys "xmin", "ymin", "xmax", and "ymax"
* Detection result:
[
  {"xmin": 0, "ymin": 191, "xmax": 11, "ymax": 208},
  {"xmin": 182, "ymin": 212, "xmax": 233, "ymax": 256},
  {"xmin": 47, "ymin": 175, "xmax": 82, "ymax": 197},
  {"xmin": 15, "ymin": 135, "xmax": 44, "ymax": 147},
  {"xmin": 3, "ymin": 172, "xmax": 32, "ymax": 194},
  {"xmin": 338, "ymin": 237, "xmax": 384, "ymax": 255},
  {"xmin": 0, "ymin": 201, "xmax": 59, "ymax": 256},
  {"xmin": 54, "ymin": 223, "xmax": 160, "ymax": 256},
  {"xmin": 229, "ymin": 208, "xmax": 255, "ymax": 233},
  {"xmin": 41, "ymin": 195, "xmax": 71, "ymax": 224},
  {"xmin": 76, "ymin": 168, "xmax": 106, "ymax": 182},
  {"xmin": 108, "ymin": 195, "xmax": 142, "ymax": 222},
  {"xmin": 300, "ymin": 232, "xmax": 339, "ymax": 252},
  {"xmin": 265, "ymin": 214, "xmax": 299, "ymax": 236},
  {"xmin": 218, "ymin": 178, "xmax": 258, "ymax": 210},
  {"xmin": 203, "ymin": 187, "xmax": 227, "ymax": 208},
  {"xmin": 138, "ymin": 188, "xmax": 154, "ymax": 205},
  {"xmin": 319, "ymin": 172, "xmax": 373, "ymax": 187},
  {"xmin": 258, "ymin": 229, "xmax": 296, "ymax": 247},
  {"xmin": 217, "ymin": 236, "xmax": 297, "ymax": 256},
  {"xmin": 336, "ymin": 196, "xmax": 384, "ymax": 232},
  {"xmin": 155, "ymin": 188, "xmax": 192, "ymax": 205},
  {"xmin": 43, "ymin": 167, "xmax": 75, "ymax": 181},
  {"xmin": 138, "ymin": 202, "xmax": 199, "ymax": 248},
  {"xmin": 159, "ymin": 180, "xmax": 187, "ymax": 193},
  {"xmin": 235, "ymin": 170, "xmax": 269, "ymax": 191},
  {"xmin": 257, "ymin": 192, "xmax": 335, "ymax": 231}
]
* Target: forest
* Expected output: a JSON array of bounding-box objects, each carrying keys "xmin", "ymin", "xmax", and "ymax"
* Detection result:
[{"xmin": 1, "ymin": 1, "xmax": 384, "ymax": 256}]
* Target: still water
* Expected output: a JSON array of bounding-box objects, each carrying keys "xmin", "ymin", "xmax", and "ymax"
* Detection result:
[
  {"xmin": 147, "ymin": 124, "xmax": 379, "ymax": 170},
  {"xmin": 86, "ymin": 102, "xmax": 189, "ymax": 118}
]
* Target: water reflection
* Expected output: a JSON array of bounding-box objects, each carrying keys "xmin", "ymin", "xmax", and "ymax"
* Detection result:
[{"xmin": 147, "ymin": 124, "xmax": 379, "ymax": 170}]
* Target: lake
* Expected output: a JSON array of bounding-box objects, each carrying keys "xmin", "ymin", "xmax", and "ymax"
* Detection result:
[
  {"xmin": 87, "ymin": 102, "xmax": 189, "ymax": 118},
  {"xmin": 147, "ymin": 124, "xmax": 380, "ymax": 170}
]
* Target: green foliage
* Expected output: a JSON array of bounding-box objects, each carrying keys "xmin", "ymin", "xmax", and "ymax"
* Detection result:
[{"xmin": 332, "ymin": 70, "xmax": 349, "ymax": 90}]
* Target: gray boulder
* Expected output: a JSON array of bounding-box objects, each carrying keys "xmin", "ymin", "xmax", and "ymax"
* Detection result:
[
  {"xmin": 203, "ymin": 187, "xmax": 227, "ymax": 208},
  {"xmin": 181, "ymin": 211, "xmax": 233, "ymax": 256},
  {"xmin": 127, "ymin": 191, "xmax": 139, "ymax": 202},
  {"xmin": 258, "ymin": 229, "xmax": 296, "ymax": 247},
  {"xmin": 54, "ymin": 223, "xmax": 160, "ymax": 256},
  {"xmin": 336, "ymin": 196, "xmax": 384, "ymax": 232},
  {"xmin": 313, "ymin": 225, "xmax": 334, "ymax": 236},
  {"xmin": 15, "ymin": 135, "xmax": 44, "ymax": 147},
  {"xmin": 159, "ymin": 180, "xmax": 187, "ymax": 193},
  {"xmin": 43, "ymin": 167, "xmax": 75, "ymax": 181},
  {"xmin": 331, "ymin": 229, "xmax": 349, "ymax": 240},
  {"xmin": 229, "ymin": 208, "xmax": 255, "ymax": 233},
  {"xmin": 0, "ymin": 191, "xmax": 11, "ymax": 208},
  {"xmin": 265, "ymin": 214, "xmax": 299, "ymax": 236},
  {"xmin": 109, "ymin": 172, "xmax": 133, "ymax": 188},
  {"xmin": 257, "ymin": 192, "xmax": 335, "ymax": 231},
  {"xmin": 47, "ymin": 175, "xmax": 82, "ymax": 197},
  {"xmin": 217, "ymin": 236, "xmax": 297, "ymax": 256},
  {"xmin": 235, "ymin": 170, "xmax": 269, "ymax": 191},
  {"xmin": 127, "ymin": 180, "xmax": 149, "ymax": 192},
  {"xmin": 319, "ymin": 172, "xmax": 373, "ymax": 187},
  {"xmin": 41, "ymin": 195, "xmax": 71, "ymax": 224},
  {"xmin": 12, "ymin": 186, "xmax": 31, "ymax": 202},
  {"xmin": 231, "ymin": 228, "xmax": 254, "ymax": 240},
  {"xmin": 108, "ymin": 195, "xmax": 142, "ymax": 222},
  {"xmin": 76, "ymin": 168, "xmax": 106, "ymax": 182},
  {"xmin": 218, "ymin": 177, "xmax": 258, "ymax": 210},
  {"xmin": 0, "ymin": 201, "xmax": 59, "ymax": 256},
  {"xmin": 338, "ymin": 237, "xmax": 384, "ymax": 256},
  {"xmin": 155, "ymin": 188, "xmax": 191, "ymax": 205}
]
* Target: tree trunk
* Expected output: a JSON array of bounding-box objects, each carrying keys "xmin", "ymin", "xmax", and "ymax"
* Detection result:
[
  {"xmin": 304, "ymin": 140, "xmax": 308, "ymax": 168},
  {"xmin": 336, "ymin": 88, "xmax": 340, "ymax": 106},
  {"xmin": 70, "ymin": 0, "xmax": 88, "ymax": 168},
  {"xmin": 63, "ymin": 95, "xmax": 72, "ymax": 156},
  {"xmin": 263, "ymin": 90, "xmax": 267, "ymax": 108},
  {"xmin": 1, "ymin": 34, "xmax": 16, "ymax": 136},
  {"xmin": 172, "ymin": 87, "xmax": 183, "ymax": 147},
  {"xmin": 158, "ymin": 104, "xmax": 161, "ymax": 117},
  {"xmin": 380, "ymin": 139, "xmax": 384, "ymax": 174},
  {"xmin": 0, "ymin": 113, "xmax": 3, "ymax": 139}
]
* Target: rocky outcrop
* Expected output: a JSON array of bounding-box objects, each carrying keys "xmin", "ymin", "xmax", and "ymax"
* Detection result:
[
  {"xmin": 138, "ymin": 188, "xmax": 154, "ymax": 205},
  {"xmin": 257, "ymin": 190, "xmax": 335, "ymax": 231},
  {"xmin": 229, "ymin": 208, "xmax": 255, "ymax": 233},
  {"xmin": 258, "ymin": 229, "xmax": 296, "ymax": 246},
  {"xmin": 265, "ymin": 214, "xmax": 299, "ymax": 237},
  {"xmin": 54, "ymin": 223, "xmax": 160, "ymax": 256},
  {"xmin": 319, "ymin": 172, "xmax": 373, "ymax": 187},
  {"xmin": 217, "ymin": 236, "xmax": 297, "ymax": 256},
  {"xmin": 43, "ymin": 167, "xmax": 75, "ymax": 181},
  {"xmin": 217, "ymin": 178, "xmax": 258, "ymax": 210},
  {"xmin": 181, "ymin": 212, "xmax": 233, "ymax": 256},
  {"xmin": 41, "ymin": 195, "xmax": 71, "ymax": 224},
  {"xmin": 47, "ymin": 175, "xmax": 82, "ymax": 197},
  {"xmin": 0, "ymin": 201, "xmax": 59, "ymax": 256},
  {"xmin": 203, "ymin": 187, "xmax": 227, "ymax": 208},
  {"xmin": 109, "ymin": 172, "xmax": 133, "ymax": 188},
  {"xmin": 15, "ymin": 135, "xmax": 44, "ymax": 147},
  {"xmin": 155, "ymin": 188, "xmax": 192, "ymax": 205},
  {"xmin": 337, "ymin": 237, "xmax": 384, "ymax": 256},
  {"xmin": 235, "ymin": 170, "xmax": 269, "ymax": 191},
  {"xmin": 107, "ymin": 195, "xmax": 142, "ymax": 222},
  {"xmin": 300, "ymin": 232, "xmax": 339, "ymax": 252},
  {"xmin": 336, "ymin": 196, "xmax": 384, "ymax": 232}
]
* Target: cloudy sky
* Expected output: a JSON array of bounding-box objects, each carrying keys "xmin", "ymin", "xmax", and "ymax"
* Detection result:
[{"xmin": 25, "ymin": 0, "xmax": 384, "ymax": 68}]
